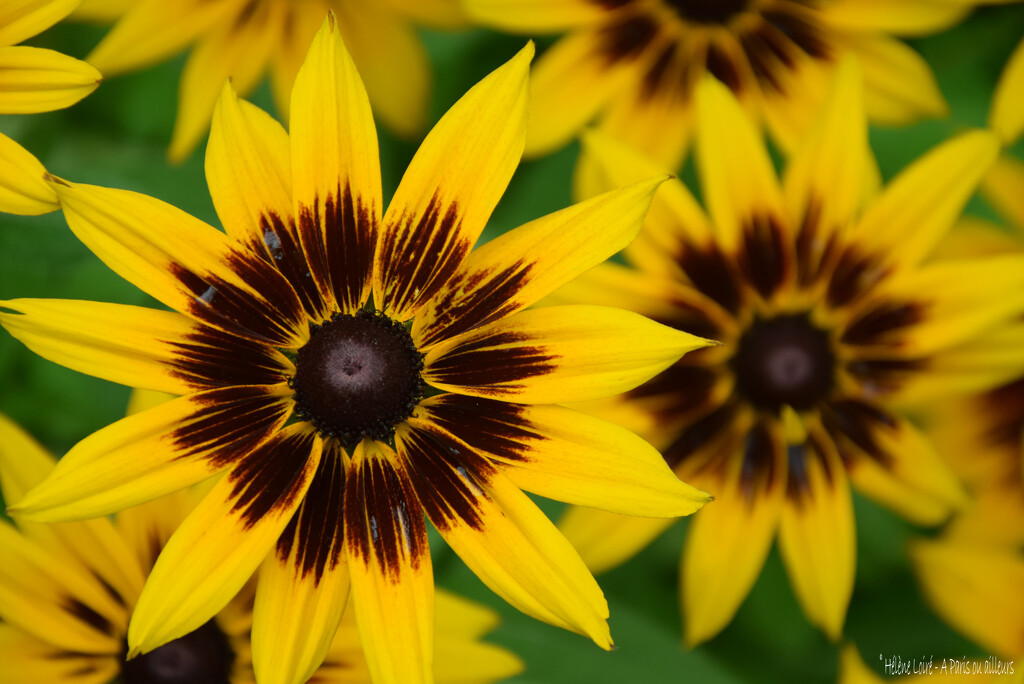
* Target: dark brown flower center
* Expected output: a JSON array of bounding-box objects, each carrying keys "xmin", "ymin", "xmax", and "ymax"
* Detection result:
[
  {"xmin": 732, "ymin": 314, "xmax": 834, "ymax": 411},
  {"xmin": 121, "ymin": 620, "xmax": 233, "ymax": 684},
  {"xmin": 666, "ymin": 0, "xmax": 749, "ymax": 23},
  {"xmin": 292, "ymin": 310, "xmax": 424, "ymax": 449}
]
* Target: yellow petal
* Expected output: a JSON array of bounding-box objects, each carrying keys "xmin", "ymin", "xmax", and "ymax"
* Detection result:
[
  {"xmin": 558, "ymin": 505, "xmax": 677, "ymax": 574},
  {"xmin": 50, "ymin": 178, "xmax": 306, "ymax": 347},
  {"xmin": 982, "ymin": 153, "xmax": 1024, "ymax": 232},
  {"xmin": 71, "ymin": 0, "xmax": 133, "ymax": 22},
  {"xmin": 852, "ymin": 129, "xmax": 1000, "ymax": 268},
  {"xmin": 374, "ymin": 43, "xmax": 532, "ymax": 320},
  {"xmin": 463, "ymin": 0, "xmax": 609, "ymax": 31},
  {"xmin": 837, "ymin": 643, "xmax": 883, "ymax": 684},
  {"xmin": 399, "ymin": 422, "xmax": 613, "ymax": 649},
  {"xmin": 252, "ymin": 452, "xmax": 350, "ymax": 684},
  {"xmin": 128, "ymin": 426, "xmax": 321, "ymax": 655},
  {"xmin": 167, "ymin": 0, "xmax": 282, "ymax": 163},
  {"xmin": 0, "ymin": 132, "xmax": 57, "ymax": 215},
  {"xmin": 379, "ymin": 0, "xmax": 466, "ymax": 29},
  {"xmin": 777, "ymin": 431, "xmax": 856, "ymax": 640},
  {"xmin": 344, "ymin": 439, "xmax": 434, "ymax": 684},
  {"xmin": 0, "ymin": 0, "xmax": 80, "ymax": 46},
  {"xmin": 695, "ymin": 75, "xmax": 785, "ymax": 251},
  {"xmin": 290, "ymin": 14, "xmax": 382, "ymax": 315},
  {"xmin": 423, "ymin": 304, "xmax": 713, "ymax": 404},
  {"xmin": 418, "ymin": 394, "xmax": 711, "ymax": 517},
  {"xmin": 820, "ymin": 0, "xmax": 969, "ymax": 36},
  {"xmin": 991, "ymin": 37, "xmax": 1024, "ymax": 144},
  {"xmin": 414, "ymin": 175, "xmax": 668, "ymax": 347},
  {"xmin": 0, "ymin": 46, "xmax": 100, "ymax": 114},
  {"xmin": 10, "ymin": 386, "xmax": 291, "ymax": 521},
  {"xmin": 0, "ymin": 624, "xmax": 116, "ymax": 684}
]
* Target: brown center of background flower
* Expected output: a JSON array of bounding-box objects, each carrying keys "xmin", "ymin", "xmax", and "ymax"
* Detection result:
[
  {"xmin": 732, "ymin": 314, "xmax": 834, "ymax": 411},
  {"xmin": 292, "ymin": 310, "xmax": 424, "ymax": 448},
  {"xmin": 121, "ymin": 620, "xmax": 234, "ymax": 684},
  {"xmin": 665, "ymin": 0, "xmax": 750, "ymax": 24}
]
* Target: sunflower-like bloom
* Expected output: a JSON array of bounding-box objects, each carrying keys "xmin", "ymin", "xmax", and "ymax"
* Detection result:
[
  {"xmin": 552, "ymin": 58, "xmax": 1024, "ymax": 646},
  {"xmin": 464, "ymin": 0, "xmax": 1018, "ymax": 168},
  {"xmin": 1, "ymin": 17, "xmax": 712, "ymax": 684},
  {"xmin": 0, "ymin": 0, "xmax": 102, "ymax": 215},
  {"xmin": 0, "ymin": 407, "xmax": 524, "ymax": 684},
  {"xmin": 81, "ymin": 0, "xmax": 465, "ymax": 162}
]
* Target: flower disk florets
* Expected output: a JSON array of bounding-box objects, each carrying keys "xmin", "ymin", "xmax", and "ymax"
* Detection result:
[{"xmin": 292, "ymin": 310, "xmax": 425, "ymax": 449}]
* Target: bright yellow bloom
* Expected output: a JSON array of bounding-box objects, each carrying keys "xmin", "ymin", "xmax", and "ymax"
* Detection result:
[
  {"xmin": 1, "ymin": 16, "xmax": 712, "ymax": 684},
  {"xmin": 552, "ymin": 58, "xmax": 1024, "ymax": 646},
  {"xmin": 80, "ymin": 0, "xmax": 465, "ymax": 162},
  {"xmin": 0, "ymin": 0, "xmax": 102, "ymax": 215},
  {"xmin": 0, "ymin": 405, "xmax": 523, "ymax": 684},
  {"xmin": 465, "ymin": 0, "xmax": 1021, "ymax": 169}
]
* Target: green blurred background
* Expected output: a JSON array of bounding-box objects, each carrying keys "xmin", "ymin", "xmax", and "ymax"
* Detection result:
[{"xmin": 2, "ymin": 5, "xmax": 1024, "ymax": 683}]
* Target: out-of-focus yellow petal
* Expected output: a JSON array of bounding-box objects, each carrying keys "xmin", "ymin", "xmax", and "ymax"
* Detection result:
[
  {"xmin": 982, "ymin": 154, "xmax": 1024, "ymax": 231},
  {"xmin": 991, "ymin": 37, "xmax": 1024, "ymax": 144},
  {"xmin": 559, "ymin": 506, "xmax": 677, "ymax": 574},
  {"xmin": 0, "ymin": 133, "xmax": 57, "ymax": 215},
  {"xmin": 463, "ymin": 0, "xmax": 609, "ymax": 31},
  {"xmin": 0, "ymin": 624, "xmax": 116, "ymax": 684}
]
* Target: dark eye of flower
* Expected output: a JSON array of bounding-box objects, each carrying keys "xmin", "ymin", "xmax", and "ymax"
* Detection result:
[
  {"xmin": 731, "ymin": 314, "xmax": 834, "ymax": 411},
  {"xmin": 121, "ymin": 620, "xmax": 233, "ymax": 684},
  {"xmin": 292, "ymin": 310, "xmax": 425, "ymax": 449},
  {"xmin": 665, "ymin": 0, "xmax": 750, "ymax": 24}
]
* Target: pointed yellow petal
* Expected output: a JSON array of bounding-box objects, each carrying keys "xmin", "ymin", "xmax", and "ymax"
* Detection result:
[
  {"xmin": 837, "ymin": 643, "xmax": 883, "ymax": 684},
  {"xmin": 335, "ymin": 0, "xmax": 430, "ymax": 138},
  {"xmin": 0, "ymin": 0, "xmax": 80, "ymax": 46},
  {"xmin": 0, "ymin": 133, "xmax": 57, "ymax": 215},
  {"xmin": 414, "ymin": 175, "xmax": 667, "ymax": 347},
  {"xmin": 434, "ymin": 634, "xmax": 525, "ymax": 683},
  {"xmin": 783, "ymin": 56, "xmax": 868, "ymax": 239},
  {"xmin": 0, "ymin": 46, "xmax": 100, "ymax": 114},
  {"xmin": 852, "ymin": 129, "xmax": 1000, "ymax": 268},
  {"xmin": 344, "ymin": 439, "xmax": 434, "ymax": 684},
  {"xmin": 10, "ymin": 386, "xmax": 290, "ymax": 521},
  {"xmin": 290, "ymin": 14, "xmax": 382, "ymax": 315},
  {"xmin": 559, "ymin": 505, "xmax": 677, "ymax": 574},
  {"xmin": 910, "ymin": 537, "xmax": 1024, "ymax": 659},
  {"xmin": 374, "ymin": 43, "xmax": 533, "ymax": 320},
  {"xmin": 418, "ymin": 394, "xmax": 710, "ymax": 517},
  {"xmin": 168, "ymin": 0, "xmax": 282, "ymax": 163},
  {"xmin": 252, "ymin": 452, "xmax": 350, "ymax": 684},
  {"xmin": 463, "ymin": 0, "xmax": 608, "ymax": 30},
  {"xmin": 991, "ymin": 37, "xmax": 1024, "ymax": 144},
  {"xmin": 399, "ymin": 422, "xmax": 613, "ymax": 648},
  {"xmin": 0, "ymin": 624, "xmax": 117, "ymax": 684},
  {"xmin": 695, "ymin": 75, "xmax": 785, "ymax": 251},
  {"xmin": 778, "ymin": 432, "xmax": 856, "ymax": 640},
  {"xmin": 683, "ymin": 424, "xmax": 786, "ymax": 646},
  {"xmin": 128, "ymin": 426, "xmax": 321, "ymax": 654},
  {"xmin": 820, "ymin": 0, "xmax": 969, "ymax": 36},
  {"xmin": 424, "ymin": 304, "xmax": 713, "ymax": 404},
  {"xmin": 50, "ymin": 179, "xmax": 306, "ymax": 347},
  {"xmin": 982, "ymin": 153, "xmax": 1024, "ymax": 231}
]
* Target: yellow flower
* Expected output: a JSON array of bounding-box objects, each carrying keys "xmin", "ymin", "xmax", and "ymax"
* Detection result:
[
  {"xmin": 552, "ymin": 58, "xmax": 1024, "ymax": 646},
  {"xmin": 1, "ymin": 16, "xmax": 712, "ymax": 684},
  {"xmin": 0, "ymin": 405, "xmax": 524, "ymax": 684},
  {"xmin": 464, "ymin": 0, "xmax": 1021, "ymax": 169},
  {"xmin": 80, "ymin": 0, "xmax": 466, "ymax": 162},
  {"xmin": 0, "ymin": 0, "xmax": 102, "ymax": 215}
]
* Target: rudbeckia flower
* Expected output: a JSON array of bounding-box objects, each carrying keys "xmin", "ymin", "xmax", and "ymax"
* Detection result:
[
  {"xmin": 0, "ymin": 405, "xmax": 524, "ymax": 684},
  {"xmin": 464, "ymin": 0, "xmax": 1016, "ymax": 168},
  {"xmin": 0, "ymin": 0, "xmax": 102, "ymax": 215},
  {"xmin": 1, "ymin": 17, "xmax": 712, "ymax": 684},
  {"xmin": 81, "ymin": 0, "xmax": 465, "ymax": 162},
  {"xmin": 553, "ymin": 58, "xmax": 1024, "ymax": 646}
]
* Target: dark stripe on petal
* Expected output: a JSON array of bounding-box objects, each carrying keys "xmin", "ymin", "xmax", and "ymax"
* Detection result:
[
  {"xmin": 600, "ymin": 14, "xmax": 658, "ymax": 63},
  {"xmin": 786, "ymin": 432, "xmax": 838, "ymax": 505},
  {"xmin": 841, "ymin": 302, "xmax": 924, "ymax": 346},
  {"xmin": 227, "ymin": 428, "xmax": 317, "ymax": 529},
  {"xmin": 819, "ymin": 399, "xmax": 896, "ymax": 465},
  {"xmin": 378, "ymin": 192, "xmax": 468, "ymax": 317},
  {"xmin": 736, "ymin": 212, "xmax": 790, "ymax": 299},
  {"xmin": 419, "ymin": 259, "xmax": 533, "ymax": 348},
  {"xmin": 663, "ymin": 399, "xmax": 738, "ymax": 469},
  {"xmin": 170, "ymin": 386, "xmax": 290, "ymax": 468},
  {"xmin": 705, "ymin": 42, "xmax": 743, "ymax": 94},
  {"xmin": 169, "ymin": 327, "xmax": 289, "ymax": 390},
  {"xmin": 794, "ymin": 199, "xmax": 839, "ymax": 288},
  {"xmin": 344, "ymin": 453, "xmax": 427, "ymax": 580},
  {"xmin": 296, "ymin": 184, "xmax": 377, "ymax": 314},
  {"xmin": 826, "ymin": 246, "xmax": 886, "ymax": 309},
  {"xmin": 739, "ymin": 422, "xmax": 780, "ymax": 502},
  {"xmin": 259, "ymin": 211, "xmax": 328, "ymax": 320},
  {"xmin": 276, "ymin": 446, "xmax": 346, "ymax": 583},
  {"xmin": 428, "ymin": 331, "xmax": 559, "ymax": 393},
  {"xmin": 402, "ymin": 425, "xmax": 498, "ymax": 531},
  {"xmin": 660, "ymin": 296, "xmax": 727, "ymax": 341},
  {"xmin": 629, "ymin": 359, "xmax": 721, "ymax": 423},
  {"xmin": 422, "ymin": 394, "xmax": 541, "ymax": 464},
  {"xmin": 642, "ymin": 42, "xmax": 678, "ymax": 98},
  {"xmin": 846, "ymin": 358, "xmax": 925, "ymax": 396},
  {"xmin": 762, "ymin": 10, "xmax": 828, "ymax": 59},
  {"xmin": 677, "ymin": 240, "xmax": 745, "ymax": 314},
  {"xmin": 64, "ymin": 598, "xmax": 114, "ymax": 636},
  {"xmin": 593, "ymin": 0, "xmax": 633, "ymax": 8},
  {"xmin": 739, "ymin": 22, "xmax": 793, "ymax": 94},
  {"xmin": 169, "ymin": 248, "xmax": 304, "ymax": 346}
]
